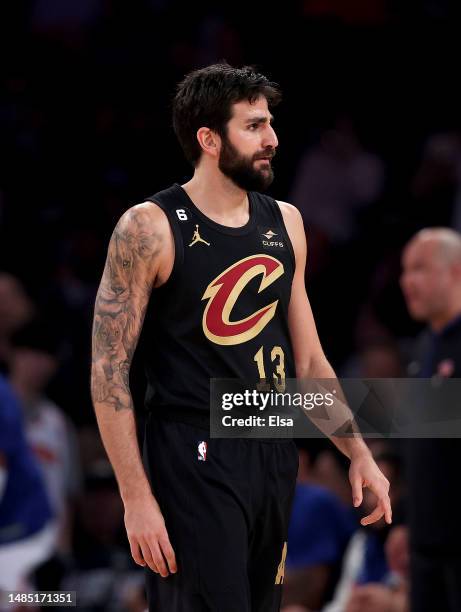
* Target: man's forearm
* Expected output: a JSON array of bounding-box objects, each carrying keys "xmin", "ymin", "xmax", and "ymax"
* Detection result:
[
  {"xmin": 299, "ymin": 355, "xmax": 370, "ymax": 461},
  {"xmin": 92, "ymin": 394, "xmax": 152, "ymax": 503},
  {"xmin": 91, "ymin": 309, "xmax": 152, "ymax": 502}
]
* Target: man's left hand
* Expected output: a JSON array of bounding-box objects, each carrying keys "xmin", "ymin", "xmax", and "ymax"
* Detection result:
[{"xmin": 349, "ymin": 450, "xmax": 392, "ymax": 525}]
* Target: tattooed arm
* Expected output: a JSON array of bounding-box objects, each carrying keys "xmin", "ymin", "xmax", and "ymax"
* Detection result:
[{"xmin": 91, "ymin": 202, "xmax": 177, "ymax": 577}]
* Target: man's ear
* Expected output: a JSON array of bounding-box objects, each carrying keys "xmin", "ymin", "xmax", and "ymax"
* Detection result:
[{"xmin": 196, "ymin": 127, "xmax": 220, "ymax": 159}]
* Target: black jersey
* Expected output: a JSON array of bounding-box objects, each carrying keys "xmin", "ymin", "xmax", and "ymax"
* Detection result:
[{"xmin": 140, "ymin": 183, "xmax": 296, "ymax": 427}]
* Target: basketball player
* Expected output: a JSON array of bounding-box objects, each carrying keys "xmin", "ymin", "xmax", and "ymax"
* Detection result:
[{"xmin": 91, "ymin": 64, "xmax": 391, "ymax": 611}]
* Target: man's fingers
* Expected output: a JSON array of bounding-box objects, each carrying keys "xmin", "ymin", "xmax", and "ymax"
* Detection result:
[
  {"xmin": 383, "ymin": 495, "xmax": 393, "ymax": 524},
  {"xmin": 130, "ymin": 534, "xmax": 175, "ymax": 577},
  {"xmin": 382, "ymin": 487, "xmax": 392, "ymax": 525},
  {"xmin": 350, "ymin": 476, "xmax": 363, "ymax": 507},
  {"xmin": 151, "ymin": 541, "xmax": 169, "ymax": 578},
  {"xmin": 129, "ymin": 539, "xmax": 147, "ymax": 568},
  {"xmin": 360, "ymin": 501, "xmax": 385, "ymax": 526},
  {"xmin": 159, "ymin": 534, "xmax": 178, "ymax": 574},
  {"xmin": 139, "ymin": 538, "xmax": 158, "ymax": 574}
]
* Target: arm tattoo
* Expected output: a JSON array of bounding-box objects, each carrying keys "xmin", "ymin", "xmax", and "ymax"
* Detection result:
[{"xmin": 91, "ymin": 207, "xmax": 161, "ymax": 411}]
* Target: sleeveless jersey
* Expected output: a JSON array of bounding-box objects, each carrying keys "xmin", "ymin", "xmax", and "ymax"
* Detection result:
[{"xmin": 140, "ymin": 183, "xmax": 296, "ymax": 427}]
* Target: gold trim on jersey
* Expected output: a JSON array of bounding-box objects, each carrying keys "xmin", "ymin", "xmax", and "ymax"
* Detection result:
[{"xmin": 275, "ymin": 541, "xmax": 287, "ymax": 584}]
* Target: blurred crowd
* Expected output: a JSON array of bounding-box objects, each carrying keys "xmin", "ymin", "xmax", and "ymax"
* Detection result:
[{"xmin": 2, "ymin": 1, "xmax": 461, "ymax": 610}]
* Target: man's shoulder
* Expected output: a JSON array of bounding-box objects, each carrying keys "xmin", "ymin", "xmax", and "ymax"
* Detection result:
[
  {"xmin": 123, "ymin": 200, "xmax": 169, "ymax": 225},
  {"xmin": 114, "ymin": 200, "xmax": 172, "ymax": 248},
  {"xmin": 274, "ymin": 200, "xmax": 303, "ymax": 228},
  {"xmin": 275, "ymin": 199, "xmax": 299, "ymax": 214}
]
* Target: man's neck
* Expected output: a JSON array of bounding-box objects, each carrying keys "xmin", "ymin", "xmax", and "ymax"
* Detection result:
[{"xmin": 182, "ymin": 167, "xmax": 249, "ymax": 225}]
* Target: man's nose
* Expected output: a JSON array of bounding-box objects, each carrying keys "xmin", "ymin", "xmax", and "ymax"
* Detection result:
[{"xmin": 263, "ymin": 125, "xmax": 278, "ymax": 149}]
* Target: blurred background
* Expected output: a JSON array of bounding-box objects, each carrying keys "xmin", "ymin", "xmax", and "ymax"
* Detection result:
[{"xmin": 2, "ymin": 1, "xmax": 461, "ymax": 610}]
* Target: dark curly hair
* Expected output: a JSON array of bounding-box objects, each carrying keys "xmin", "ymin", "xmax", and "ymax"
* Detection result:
[{"xmin": 172, "ymin": 63, "xmax": 281, "ymax": 166}]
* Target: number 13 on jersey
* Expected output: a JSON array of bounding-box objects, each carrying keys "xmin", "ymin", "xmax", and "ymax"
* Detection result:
[{"xmin": 253, "ymin": 345, "xmax": 286, "ymax": 392}]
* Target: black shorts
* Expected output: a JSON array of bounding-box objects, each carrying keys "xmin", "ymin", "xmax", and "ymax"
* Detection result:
[{"xmin": 143, "ymin": 415, "xmax": 299, "ymax": 612}]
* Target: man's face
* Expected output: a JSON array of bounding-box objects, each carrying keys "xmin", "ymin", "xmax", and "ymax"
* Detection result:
[
  {"xmin": 218, "ymin": 96, "xmax": 278, "ymax": 191},
  {"xmin": 400, "ymin": 238, "xmax": 453, "ymax": 322}
]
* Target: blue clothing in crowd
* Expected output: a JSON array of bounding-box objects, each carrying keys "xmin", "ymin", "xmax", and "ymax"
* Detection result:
[
  {"xmin": 287, "ymin": 482, "xmax": 356, "ymax": 569},
  {"xmin": 356, "ymin": 530, "xmax": 389, "ymax": 584},
  {"xmin": 0, "ymin": 374, "xmax": 53, "ymax": 544}
]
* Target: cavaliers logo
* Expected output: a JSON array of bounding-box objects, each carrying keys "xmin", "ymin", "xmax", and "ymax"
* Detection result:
[{"xmin": 201, "ymin": 254, "xmax": 284, "ymax": 346}]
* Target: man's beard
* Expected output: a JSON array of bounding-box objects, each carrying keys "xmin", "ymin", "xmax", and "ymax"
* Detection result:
[{"xmin": 218, "ymin": 135, "xmax": 275, "ymax": 192}]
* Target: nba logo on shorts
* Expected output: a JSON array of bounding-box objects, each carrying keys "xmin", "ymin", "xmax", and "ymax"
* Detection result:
[{"xmin": 198, "ymin": 441, "xmax": 207, "ymax": 461}]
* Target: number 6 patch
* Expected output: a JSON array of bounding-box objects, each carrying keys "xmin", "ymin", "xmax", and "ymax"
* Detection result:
[{"xmin": 176, "ymin": 208, "xmax": 188, "ymax": 221}]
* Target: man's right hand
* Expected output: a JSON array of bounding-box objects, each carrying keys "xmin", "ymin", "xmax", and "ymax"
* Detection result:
[{"xmin": 124, "ymin": 493, "xmax": 177, "ymax": 577}]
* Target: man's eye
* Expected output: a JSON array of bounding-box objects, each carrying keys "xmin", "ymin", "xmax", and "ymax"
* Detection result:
[{"xmin": 249, "ymin": 123, "xmax": 258, "ymax": 130}]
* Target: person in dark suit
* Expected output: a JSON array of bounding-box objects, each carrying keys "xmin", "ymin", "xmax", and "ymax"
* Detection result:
[{"xmin": 400, "ymin": 227, "xmax": 461, "ymax": 612}]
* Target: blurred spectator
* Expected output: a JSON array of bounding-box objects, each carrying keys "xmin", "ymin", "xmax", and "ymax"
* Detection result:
[
  {"xmin": 400, "ymin": 227, "xmax": 461, "ymax": 612},
  {"xmin": 314, "ymin": 448, "xmax": 354, "ymax": 510},
  {"xmin": 341, "ymin": 338, "xmax": 404, "ymax": 378},
  {"xmin": 0, "ymin": 374, "xmax": 55, "ymax": 596},
  {"xmin": 323, "ymin": 451, "xmax": 407, "ymax": 612},
  {"xmin": 0, "ymin": 273, "xmax": 34, "ymax": 374},
  {"xmin": 8, "ymin": 319, "xmax": 82, "ymax": 579},
  {"xmin": 385, "ymin": 525, "xmax": 409, "ymax": 584},
  {"xmin": 282, "ymin": 440, "xmax": 356, "ymax": 610},
  {"xmin": 358, "ymin": 341, "xmax": 403, "ymax": 379},
  {"xmin": 291, "ymin": 116, "xmax": 384, "ymax": 249}
]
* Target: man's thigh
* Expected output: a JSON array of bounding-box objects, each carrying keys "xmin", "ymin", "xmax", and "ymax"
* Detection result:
[{"xmin": 143, "ymin": 418, "xmax": 252, "ymax": 611}]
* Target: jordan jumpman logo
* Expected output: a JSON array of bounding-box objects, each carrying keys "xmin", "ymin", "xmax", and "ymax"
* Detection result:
[{"xmin": 189, "ymin": 224, "xmax": 210, "ymax": 247}]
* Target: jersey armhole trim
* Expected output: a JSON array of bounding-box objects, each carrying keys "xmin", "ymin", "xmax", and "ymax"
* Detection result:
[
  {"xmin": 272, "ymin": 198, "xmax": 296, "ymax": 270},
  {"xmin": 146, "ymin": 198, "xmax": 184, "ymax": 291}
]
